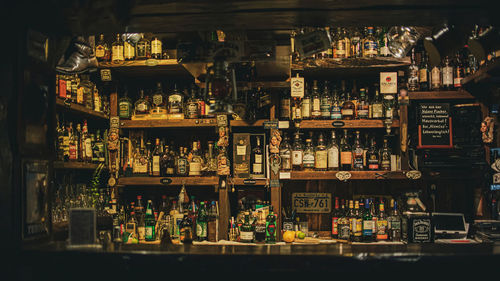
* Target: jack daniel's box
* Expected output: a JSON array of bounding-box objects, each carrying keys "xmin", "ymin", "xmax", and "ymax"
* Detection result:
[{"xmin": 403, "ymin": 212, "xmax": 434, "ymax": 243}]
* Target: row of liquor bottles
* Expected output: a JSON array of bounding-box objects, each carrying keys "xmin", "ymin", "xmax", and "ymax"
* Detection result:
[
  {"xmin": 279, "ymin": 130, "xmax": 394, "ymax": 172},
  {"xmin": 126, "ymin": 137, "xmax": 220, "ymax": 177},
  {"xmin": 280, "ymin": 80, "xmax": 397, "ymax": 121},
  {"xmin": 56, "ymin": 74, "xmax": 110, "ymax": 115},
  {"xmin": 114, "ymin": 193, "xmax": 220, "ymax": 243},
  {"xmin": 119, "ymin": 83, "xmax": 216, "ymax": 120},
  {"xmin": 56, "ymin": 115, "xmax": 106, "ymax": 163},
  {"xmin": 229, "ymin": 204, "xmax": 278, "ymax": 243},
  {"xmin": 331, "ymin": 197, "xmax": 401, "ymax": 242},
  {"xmin": 95, "ymin": 33, "xmax": 168, "ymax": 63}
]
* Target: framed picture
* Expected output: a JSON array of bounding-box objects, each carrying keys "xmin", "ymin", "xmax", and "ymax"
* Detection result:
[{"xmin": 22, "ymin": 159, "xmax": 50, "ymax": 240}]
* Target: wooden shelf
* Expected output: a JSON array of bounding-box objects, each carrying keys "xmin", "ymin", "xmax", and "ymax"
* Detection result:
[
  {"xmin": 461, "ymin": 59, "xmax": 500, "ymax": 86},
  {"xmin": 284, "ymin": 170, "xmax": 409, "ymax": 180},
  {"xmin": 236, "ymin": 81, "xmax": 289, "ymax": 88},
  {"xmin": 296, "ymin": 119, "xmax": 400, "ymax": 129},
  {"xmin": 56, "ymin": 98, "xmax": 109, "ymax": 120},
  {"xmin": 409, "ymin": 90, "xmax": 475, "ymax": 100},
  {"xmin": 230, "ymin": 119, "xmax": 268, "ymax": 127},
  {"xmin": 98, "ymin": 59, "xmax": 179, "ymax": 68},
  {"xmin": 232, "ymin": 177, "xmax": 268, "ymax": 186},
  {"xmin": 54, "ymin": 161, "xmax": 101, "ymax": 170},
  {"xmin": 97, "ymin": 59, "xmax": 205, "ymax": 78},
  {"xmin": 117, "ymin": 176, "xmax": 219, "ymax": 186},
  {"xmin": 120, "ymin": 118, "xmax": 217, "ymax": 128},
  {"xmin": 292, "ymin": 57, "xmax": 410, "ymax": 76}
]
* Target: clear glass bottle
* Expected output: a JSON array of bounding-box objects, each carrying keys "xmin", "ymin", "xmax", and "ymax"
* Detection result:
[
  {"xmin": 454, "ymin": 52, "xmax": 465, "ymax": 89},
  {"xmin": 340, "ymin": 129, "xmax": 352, "ymax": 171},
  {"xmin": 378, "ymin": 27, "xmax": 390, "ymax": 57},
  {"xmin": 442, "ymin": 56, "xmax": 454, "ymax": 90},
  {"xmin": 350, "ymin": 27, "xmax": 362, "ymax": 58},
  {"xmin": 123, "ymin": 37, "xmax": 135, "ymax": 61},
  {"xmin": 151, "ymin": 138, "xmax": 161, "ymax": 176},
  {"xmin": 111, "ymin": 34, "xmax": 124, "ymax": 63},
  {"xmin": 352, "ymin": 130, "xmax": 364, "ymax": 171},
  {"xmin": 330, "ymin": 84, "xmax": 342, "ymax": 120},
  {"xmin": 291, "ymin": 131, "xmax": 304, "ymax": 171},
  {"xmin": 279, "ymin": 133, "xmax": 292, "ymax": 171},
  {"xmin": 151, "ymin": 37, "xmax": 163, "ymax": 59},
  {"xmin": 383, "ymin": 94, "xmax": 394, "ymax": 120},
  {"xmin": 327, "ymin": 130, "xmax": 340, "ymax": 171},
  {"xmin": 168, "ymin": 84, "xmax": 184, "ymax": 115},
  {"xmin": 252, "ymin": 136, "xmax": 264, "ymax": 177},
  {"xmin": 302, "ymin": 138, "xmax": 315, "ymax": 171},
  {"xmin": 134, "ymin": 89, "xmax": 151, "ymax": 117},
  {"xmin": 408, "ymin": 48, "xmax": 420, "ymax": 91},
  {"xmin": 334, "ymin": 27, "xmax": 347, "ymax": 58},
  {"xmin": 315, "ymin": 133, "xmax": 327, "ymax": 171},
  {"xmin": 301, "ymin": 82, "xmax": 311, "ymax": 120},
  {"xmin": 135, "ymin": 34, "xmax": 151, "ymax": 60},
  {"xmin": 320, "ymin": 81, "xmax": 332, "ymax": 119},
  {"xmin": 430, "ymin": 64, "xmax": 442, "ymax": 91},
  {"xmin": 363, "ymin": 27, "xmax": 378, "ymax": 58},
  {"xmin": 189, "ymin": 141, "xmax": 202, "ymax": 176},
  {"xmin": 419, "ymin": 52, "xmax": 430, "ymax": 91},
  {"xmin": 311, "ymin": 80, "xmax": 321, "ymax": 119}
]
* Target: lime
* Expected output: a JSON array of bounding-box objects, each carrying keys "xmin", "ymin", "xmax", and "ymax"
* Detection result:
[{"xmin": 298, "ymin": 232, "xmax": 306, "ymax": 239}]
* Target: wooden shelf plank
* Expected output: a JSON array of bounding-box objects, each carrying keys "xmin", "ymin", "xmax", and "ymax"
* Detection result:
[
  {"xmin": 292, "ymin": 57, "xmax": 411, "ymax": 71},
  {"xmin": 56, "ymin": 98, "xmax": 109, "ymax": 120},
  {"xmin": 409, "ymin": 90, "xmax": 475, "ymax": 100},
  {"xmin": 296, "ymin": 119, "xmax": 400, "ymax": 129},
  {"xmin": 120, "ymin": 118, "xmax": 217, "ymax": 128},
  {"xmin": 98, "ymin": 59, "xmax": 178, "ymax": 68},
  {"xmin": 286, "ymin": 171, "xmax": 409, "ymax": 180},
  {"xmin": 236, "ymin": 81, "xmax": 289, "ymax": 88},
  {"xmin": 117, "ymin": 176, "xmax": 219, "ymax": 186},
  {"xmin": 232, "ymin": 177, "xmax": 268, "ymax": 186},
  {"xmin": 461, "ymin": 59, "xmax": 500, "ymax": 86},
  {"xmin": 54, "ymin": 161, "xmax": 101, "ymax": 170},
  {"xmin": 230, "ymin": 119, "xmax": 268, "ymax": 127},
  {"xmin": 97, "ymin": 59, "xmax": 201, "ymax": 78}
]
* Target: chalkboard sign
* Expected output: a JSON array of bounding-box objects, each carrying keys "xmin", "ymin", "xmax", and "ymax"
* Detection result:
[{"xmin": 417, "ymin": 103, "xmax": 453, "ymax": 148}]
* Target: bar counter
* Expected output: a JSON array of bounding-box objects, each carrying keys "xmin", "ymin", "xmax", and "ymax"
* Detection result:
[{"xmin": 12, "ymin": 241, "xmax": 500, "ymax": 280}]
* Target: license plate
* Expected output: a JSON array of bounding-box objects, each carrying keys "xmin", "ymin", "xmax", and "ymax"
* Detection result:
[{"xmin": 292, "ymin": 193, "xmax": 331, "ymax": 213}]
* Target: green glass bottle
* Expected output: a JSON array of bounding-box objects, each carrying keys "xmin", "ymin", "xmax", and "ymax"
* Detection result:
[
  {"xmin": 145, "ymin": 200, "xmax": 156, "ymax": 241},
  {"xmin": 265, "ymin": 206, "xmax": 277, "ymax": 244},
  {"xmin": 196, "ymin": 202, "xmax": 208, "ymax": 241},
  {"xmin": 240, "ymin": 212, "xmax": 255, "ymax": 243}
]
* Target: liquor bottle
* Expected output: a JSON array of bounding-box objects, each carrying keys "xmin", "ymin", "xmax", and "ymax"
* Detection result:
[
  {"xmin": 188, "ymin": 141, "xmax": 202, "ymax": 176},
  {"xmin": 134, "ymin": 90, "xmax": 151, "ymax": 117},
  {"xmin": 135, "ymin": 34, "xmax": 151, "ymax": 60},
  {"xmin": 301, "ymin": 83, "xmax": 311, "ymax": 120},
  {"xmin": 340, "ymin": 129, "xmax": 352, "ymax": 171},
  {"xmin": 145, "ymin": 200, "xmax": 156, "ymax": 241},
  {"xmin": 302, "ymin": 138, "xmax": 315, "ymax": 171},
  {"xmin": 315, "ymin": 133, "xmax": 327, "ymax": 171},
  {"xmin": 341, "ymin": 90, "xmax": 355, "ymax": 120},
  {"xmin": 151, "ymin": 138, "xmax": 161, "ymax": 176},
  {"xmin": 335, "ymin": 27, "xmax": 347, "ymax": 58},
  {"xmin": 338, "ymin": 200, "xmax": 350, "ymax": 241},
  {"xmin": 95, "ymin": 34, "xmax": 109, "ymax": 62},
  {"xmin": 352, "ymin": 130, "xmax": 364, "ymax": 170},
  {"xmin": 252, "ymin": 136, "xmax": 264, "ymax": 176},
  {"xmin": 388, "ymin": 199, "xmax": 401, "ymax": 242},
  {"xmin": 123, "ymin": 36, "xmax": 135, "ymax": 61},
  {"xmin": 145, "ymin": 140, "xmax": 153, "ymax": 176},
  {"xmin": 376, "ymin": 200, "xmax": 388, "ymax": 241},
  {"xmin": 327, "ymin": 130, "xmax": 340, "ymax": 171},
  {"xmin": 95, "ymin": 130, "xmax": 105, "ymax": 163},
  {"xmin": 454, "ymin": 52, "xmax": 465, "ymax": 89},
  {"xmin": 350, "ymin": 28, "xmax": 362, "ymax": 58},
  {"xmin": 168, "ymin": 84, "xmax": 184, "ymax": 115},
  {"xmin": 185, "ymin": 87, "xmax": 199, "ymax": 119},
  {"xmin": 196, "ymin": 202, "xmax": 208, "ymax": 241},
  {"xmin": 160, "ymin": 145, "xmax": 169, "ymax": 177},
  {"xmin": 68, "ymin": 123, "xmax": 78, "ymax": 161},
  {"xmin": 78, "ymin": 75, "xmax": 93, "ymax": 111},
  {"xmin": 136, "ymin": 196, "xmax": 146, "ymax": 241},
  {"xmin": 378, "ymin": 27, "xmax": 390, "ymax": 57},
  {"xmin": 280, "ymin": 90, "xmax": 291, "ymax": 120},
  {"xmin": 179, "ymin": 210, "xmax": 193, "ymax": 243},
  {"xmin": 320, "ymin": 81, "xmax": 332, "ymax": 119},
  {"xmin": 118, "ymin": 87, "xmax": 133, "ymax": 119},
  {"xmin": 255, "ymin": 210, "xmax": 266, "ymax": 243},
  {"xmin": 240, "ymin": 212, "xmax": 255, "ymax": 243},
  {"xmin": 311, "ymin": 80, "xmax": 321, "ymax": 119},
  {"xmin": 125, "ymin": 211, "xmax": 138, "ymax": 240},
  {"xmin": 350, "ymin": 80, "xmax": 359, "ymax": 117},
  {"xmin": 371, "ymin": 88, "xmax": 384, "ymax": 119},
  {"xmin": 380, "ymin": 138, "xmax": 391, "ymax": 171},
  {"xmin": 151, "ymin": 82, "xmax": 166, "ymax": 115},
  {"xmin": 419, "ymin": 53, "xmax": 429, "ymax": 91},
  {"xmin": 205, "ymin": 82, "xmax": 216, "ymax": 118},
  {"xmin": 441, "ymin": 56, "xmax": 454, "ymax": 90},
  {"xmin": 363, "ymin": 27, "xmax": 378, "ymax": 58},
  {"xmin": 383, "ymin": 94, "xmax": 394, "ymax": 120},
  {"xmin": 82, "ymin": 120, "xmax": 93, "ymax": 163},
  {"xmin": 151, "ymin": 37, "xmax": 162, "ymax": 59},
  {"xmin": 331, "ymin": 197, "xmax": 341, "ymax": 239},
  {"xmin": 279, "ymin": 133, "xmax": 292, "ymax": 171},
  {"xmin": 430, "ymin": 64, "xmax": 442, "ymax": 90},
  {"xmin": 330, "ymin": 84, "xmax": 342, "ymax": 120},
  {"xmin": 291, "ymin": 96, "xmax": 302, "ymax": 122},
  {"xmin": 357, "ymin": 88, "xmax": 369, "ymax": 119},
  {"xmin": 111, "ymin": 34, "xmax": 124, "ymax": 63},
  {"xmin": 408, "ymin": 48, "xmax": 420, "ymax": 91},
  {"xmin": 205, "ymin": 141, "xmax": 217, "ymax": 175},
  {"xmin": 76, "ymin": 123, "xmax": 83, "ymax": 162},
  {"xmin": 291, "ymin": 131, "xmax": 304, "ymax": 171},
  {"xmin": 351, "ymin": 200, "xmax": 363, "ymax": 242},
  {"xmin": 366, "ymin": 138, "xmax": 380, "ymax": 170},
  {"xmin": 265, "ymin": 206, "xmax": 277, "ymax": 244},
  {"xmin": 362, "ymin": 198, "xmax": 375, "ymax": 242}
]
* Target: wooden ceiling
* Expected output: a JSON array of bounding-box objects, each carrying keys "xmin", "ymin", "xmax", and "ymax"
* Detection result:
[{"xmin": 15, "ymin": 0, "xmax": 500, "ymax": 36}]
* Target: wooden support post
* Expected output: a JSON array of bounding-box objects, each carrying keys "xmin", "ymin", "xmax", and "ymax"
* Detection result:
[
  {"xmin": 218, "ymin": 178, "xmax": 229, "ymax": 241},
  {"xmin": 399, "ymin": 103, "xmax": 409, "ymax": 170}
]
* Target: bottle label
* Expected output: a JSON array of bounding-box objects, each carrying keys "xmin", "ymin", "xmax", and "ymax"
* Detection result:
[
  {"xmin": 390, "ymin": 220, "xmax": 401, "ymax": 231},
  {"xmin": 341, "ymin": 108, "xmax": 353, "ymax": 117},
  {"xmin": 292, "ymin": 151, "xmax": 303, "ymax": 165},
  {"xmin": 301, "ymin": 99, "xmax": 311, "ymax": 117},
  {"xmin": 189, "ymin": 162, "xmax": 201, "ymax": 176},
  {"xmin": 431, "ymin": 67, "xmax": 441, "ymax": 88},
  {"xmin": 281, "ymin": 154, "xmax": 291, "ymax": 170},
  {"xmin": 371, "ymin": 104, "xmax": 383, "ymax": 118},
  {"xmin": 95, "ymin": 46, "xmax": 105, "ymax": 58},
  {"xmin": 353, "ymin": 218, "xmax": 362, "ymax": 236},
  {"xmin": 419, "ymin": 69, "xmax": 428, "ymax": 82},
  {"xmin": 442, "ymin": 66, "xmax": 453, "ymax": 86},
  {"xmin": 177, "ymin": 159, "xmax": 187, "ymax": 175},
  {"xmin": 69, "ymin": 144, "xmax": 77, "ymax": 160},
  {"xmin": 340, "ymin": 151, "xmax": 352, "ymax": 165},
  {"xmin": 376, "ymin": 220, "xmax": 388, "ymax": 240},
  {"xmin": 255, "ymin": 154, "xmax": 262, "ymax": 164},
  {"xmin": 77, "ymin": 87, "xmax": 84, "ymax": 104},
  {"xmin": 112, "ymin": 45, "xmax": 123, "ymax": 61},
  {"xmin": 331, "ymin": 217, "xmax": 339, "ymax": 235},
  {"xmin": 151, "ymin": 39, "xmax": 162, "ymax": 55},
  {"xmin": 303, "ymin": 153, "xmax": 315, "ymax": 167},
  {"xmin": 253, "ymin": 163, "xmax": 262, "ymax": 174},
  {"xmin": 454, "ymin": 77, "xmax": 462, "ymax": 88},
  {"xmin": 381, "ymin": 160, "xmax": 391, "ymax": 170},
  {"xmin": 119, "ymin": 102, "xmax": 131, "ymax": 118},
  {"xmin": 379, "ymin": 45, "xmax": 390, "ymax": 56},
  {"xmin": 137, "ymin": 103, "xmax": 147, "ymax": 112},
  {"xmin": 363, "ymin": 41, "xmax": 378, "ymax": 56},
  {"xmin": 138, "ymin": 226, "xmax": 146, "ymax": 240},
  {"xmin": 240, "ymin": 231, "xmax": 254, "ymax": 241},
  {"xmin": 385, "ymin": 109, "xmax": 393, "ymax": 119},
  {"xmin": 363, "ymin": 220, "xmax": 374, "ymax": 236},
  {"xmin": 327, "ymin": 147, "xmax": 339, "ymax": 168},
  {"xmin": 331, "ymin": 105, "xmax": 342, "ymax": 119},
  {"xmin": 237, "ymin": 145, "xmax": 247, "ymax": 156},
  {"xmin": 136, "ymin": 43, "xmax": 147, "ymax": 58},
  {"xmin": 321, "ymin": 104, "xmax": 331, "ymax": 117},
  {"xmin": 124, "ymin": 42, "xmax": 135, "ymax": 59},
  {"xmin": 153, "ymin": 95, "xmax": 163, "ymax": 107},
  {"xmin": 196, "ymin": 222, "xmax": 207, "ymax": 238},
  {"xmin": 357, "ymin": 109, "xmax": 369, "ymax": 119},
  {"xmin": 187, "ymin": 102, "xmax": 199, "ymax": 118},
  {"xmin": 315, "ymin": 151, "xmax": 327, "ymax": 169},
  {"xmin": 152, "ymin": 156, "xmax": 160, "ymax": 175},
  {"xmin": 339, "ymin": 223, "xmax": 350, "ymax": 239},
  {"xmin": 85, "ymin": 139, "xmax": 92, "ymax": 158},
  {"xmin": 145, "ymin": 226, "xmax": 154, "ymax": 239},
  {"xmin": 94, "ymin": 92, "xmax": 101, "ymax": 112},
  {"xmin": 312, "ymin": 99, "xmax": 321, "ymax": 113}
]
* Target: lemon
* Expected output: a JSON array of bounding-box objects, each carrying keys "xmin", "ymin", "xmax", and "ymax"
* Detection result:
[{"xmin": 283, "ymin": 231, "xmax": 295, "ymax": 243}]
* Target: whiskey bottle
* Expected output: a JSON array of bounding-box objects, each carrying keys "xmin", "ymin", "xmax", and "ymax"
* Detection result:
[
  {"xmin": 334, "ymin": 27, "xmax": 347, "ymax": 58},
  {"xmin": 338, "ymin": 200, "xmax": 351, "ymax": 241},
  {"xmin": 356, "ymin": 88, "xmax": 369, "ymax": 119},
  {"xmin": 430, "ymin": 64, "xmax": 442, "ymax": 90},
  {"xmin": 376, "ymin": 201, "xmax": 388, "ymax": 241},
  {"xmin": 363, "ymin": 27, "xmax": 378, "ymax": 58},
  {"xmin": 168, "ymin": 84, "xmax": 184, "ymax": 115},
  {"xmin": 366, "ymin": 138, "xmax": 380, "ymax": 170},
  {"xmin": 350, "ymin": 28, "xmax": 362, "ymax": 58},
  {"xmin": 315, "ymin": 133, "xmax": 328, "ymax": 171},
  {"xmin": 118, "ymin": 87, "xmax": 133, "ymax": 119},
  {"xmin": 152, "ymin": 138, "xmax": 161, "ymax": 176},
  {"xmin": 388, "ymin": 199, "xmax": 402, "ymax": 241},
  {"xmin": 341, "ymin": 90, "xmax": 355, "ymax": 120},
  {"xmin": 302, "ymin": 138, "xmax": 315, "ymax": 171},
  {"xmin": 331, "ymin": 197, "xmax": 341, "ymax": 239},
  {"xmin": 188, "ymin": 142, "xmax": 202, "ymax": 176},
  {"xmin": 265, "ymin": 206, "xmax": 277, "ymax": 244},
  {"xmin": 383, "ymin": 94, "xmax": 394, "ymax": 120},
  {"xmin": 240, "ymin": 212, "xmax": 255, "ymax": 243},
  {"xmin": 454, "ymin": 52, "xmax": 464, "ymax": 89},
  {"xmin": 351, "ymin": 200, "xmax": 363, "ymax": 242},
  {"xmin": 135, "ymin": 34, "xmax": 151, "ymax": 60},
  {"xmin": 291, "ymin": 97, "xmax": 302, "ymax": 122},
  {"xmin": 111, "ymin": 34, "xmax": 124, "ymax": 63},
  {"xmin": 279, "ymin": 90, "xmax": 291, "ymax": 120},
  {"xmin": 76, "ymin": 123, "xmax": 83, "ymax": 162},
  {"xmin": 176, "ymin": 147, "xmax": 189, "ymax": 176},
  {"xmin": 151, "ymin": 37, "xmax": 162, "ymax": 59},
  {"xmin": 123, "ymin": 37, "xmax": 135, "ymax": 61},
  {"xmin": 151, "ymin": 82, "xmax": 166, "ymax": 115},
  {"xmin": 378, "ymin": 27, "xmax": 391, "ymax": 57},
  {"xmin": 252, "ymin": 136, "xmax": 264, "ymax": 177},
  {"xmin": 145, "ymin": 200, "xmax": 156, "ymax": 241},
  {"xmin": 320, "ymin": 81, "xmax": 332, "ymax": 119},
  {"xmin": 79, "ymin": 75, "xmax": 94, "ymax": 111},
  {"xmin": 408, "ymin": 48, "xmax": 420, "ymax": 91},
  {"xmin": 441, "ymin": 56, "xmax": 454, "ymax": 90},
  {"xmin": 352, "ymin": 130, "xmax": 364, "ymax": 170},
  {"xmin": 95, "ymin": 130, "xmax": 105, "ymax": 163},
  {"xmin": 205, "ymin": 82, "xmax": 216, "ymax": 118},
  {"xmin": 419, "ymin": 52, "xmax": 429, "ymax": 91},
  {"xmin": 301, "ymin": 83, "xmax": 311, "ymax": 120},
  {"xmin": 68, "ymin": 123, "xmax": 78, "ymax": 161},
  {"xmin": 95, "ymin": 34, "xmax": 109, "ymax": 62},
  {"xmin": 185, "ymin": 87, "xmax": 199, "ymax": 119},
  {"xmin": 362, "ymin": 198, "xmax": 375, "ymax": 242},
  {"xmin": 311, "ymin": 80, "xmax": 321, "ymax": 119},
  {"xmin": 380, "ymin": 138, "xmax": 391, "ymax": 171},
  {"xmin": 340, "ymin": 129, "xmax": 352, "ymax": 171},
  {"xmin": 291, "ymin": 131, "xmax": 304, "ymax": 171},
  {"xmin": 160, "ymin": 145, "xmax": 169, "ymax": 177},
  {"xmin": 330, "ymin": 84, "xmax": 342, "ymax": 120},
  {"xmin": 82, "ymin": 120, "xmax": 93, "ymax": 163},
  {"xmin": 279, "ymin": 133, "xmax": 292, "ymax": 171},
  {"xmin": 134, "ymin": 90, "xmax": 151, "ymax": 117},
  {"xmin": 327, "ymin": 130, "xmax": 340, "ymax": 171}
]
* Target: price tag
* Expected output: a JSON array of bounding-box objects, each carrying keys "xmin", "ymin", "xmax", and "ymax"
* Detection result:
[
  {"xmin": 292, "ymin": 193, "xmax": 331, "ymax": 213},
  {"xmin": 279, "ymin": 172, "xmax": 291, "ymax": 179},
  {"xmin": 100, "ymin": 69, "xmax": 112, "ymax": 81},
  {"xmin": 291, "ymin": 76, "xmax": 304, "ymax": 98}
]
